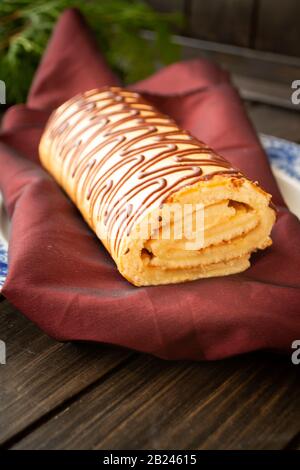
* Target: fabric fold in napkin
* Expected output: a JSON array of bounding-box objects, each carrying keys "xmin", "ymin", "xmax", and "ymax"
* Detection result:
[{"xmin": 0, "ymin": 8, "xmax": 299, "ymax": 360}]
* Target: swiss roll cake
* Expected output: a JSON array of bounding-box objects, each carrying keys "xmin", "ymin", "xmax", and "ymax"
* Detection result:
[{"xmin": 39, "ymin": 86, "xmax": 276, "ymax": 286}]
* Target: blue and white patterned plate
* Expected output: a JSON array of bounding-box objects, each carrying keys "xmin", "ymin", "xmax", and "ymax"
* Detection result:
[
  {"xmin": 0, "ymin": 134, "xmax": 300, "ymax": 289},
  {"xmin": 260, "ymin": 134, "xmax": 300, "ymax": 219},
  {"xmin": 0, "ymin": 244, "xmax": 8, "ymax": 287},
  {"xmin": 260, "ymin": 134, "xmax": 300, "ymax": 182},
  {"xmin": 0, "ymin": 193, "xmax": 8, "ymax": 289}
]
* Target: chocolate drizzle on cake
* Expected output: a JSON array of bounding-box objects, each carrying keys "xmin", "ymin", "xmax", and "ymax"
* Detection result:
[{"xmin": 44, "ymin": 86, "xmax": 240, "ymax": 257}]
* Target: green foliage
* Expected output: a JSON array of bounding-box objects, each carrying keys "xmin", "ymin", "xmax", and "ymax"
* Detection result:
[{"xmin": 0, "ymin": 0, "xmax": 182, "ymax": 104}]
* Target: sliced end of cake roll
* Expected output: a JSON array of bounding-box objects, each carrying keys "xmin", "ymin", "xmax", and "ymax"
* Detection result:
[
  {"xmin": 119, "ymin": 175, "xmax": 275, "ymax": 286},
  {"xmin": 39, "ymin": 86, "xmax": 276, "ymax": 287}
]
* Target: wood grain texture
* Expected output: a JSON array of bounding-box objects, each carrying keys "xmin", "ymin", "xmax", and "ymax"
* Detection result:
[
  {"xmin": 189, "ymin": 0, "xmax": 254, "ymax": 47},
  {"xmin": 1, "ymin": 59, "xmax": 300, "ymax": 450},
  {"xmin": 0, "ymin": 300, "xmax": 133, "ymax": 446},
  {"xmin": 12, "ymin": 352, "xmax": 300, "ymax": 450},
  {"xmin": 147, "ymin": 0, "xmax": 300, "ymax": 58},
  {"xmin": 255, "ymin": 0, "xmax": 300, "ymax": 57}
]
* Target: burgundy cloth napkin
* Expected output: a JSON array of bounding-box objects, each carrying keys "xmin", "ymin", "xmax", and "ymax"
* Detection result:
[{"xmin": 0, "ymin": 9, "xmax": 300, "ymax": 360}]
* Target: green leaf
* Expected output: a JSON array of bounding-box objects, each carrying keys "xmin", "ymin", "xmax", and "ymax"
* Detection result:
[{"xmin": 0, "ymin": 0, "xmax": 182, "ymax": 104}]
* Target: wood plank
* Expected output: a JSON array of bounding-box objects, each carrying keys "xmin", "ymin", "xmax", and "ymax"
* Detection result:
[
  {"xmin": 12, "ymin": 352, "xmax": 300, "ymax": 450},
  {"xmin": 246, "ymin": 102, "xmax": 300, "ymax": 142},
  {"xmin": 233, "ymin": 75, "xmax": 297, "ymax": 110},
  {"xmin": 189, "ymin": 0, "xmax": 254, "ymax": 47},
  {"xmin": 0, "ymin": 300, "xmax": 133, "ymax": 446},
  {"xmin": 255, "ymin": 0, "xmax": 300, "ymax": 57},
  {"xmin": 178, "ymin": 36, "xmax": 300, "ymax": 85},
  {"xmin": 145, "ymin": 30, "xmax": 300, "ymax": 109}
]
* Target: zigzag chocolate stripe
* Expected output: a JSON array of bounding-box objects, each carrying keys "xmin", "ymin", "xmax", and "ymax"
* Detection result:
[{"xmin": 43, "ymin": 87, "xmax": 240, "ymax": 257}]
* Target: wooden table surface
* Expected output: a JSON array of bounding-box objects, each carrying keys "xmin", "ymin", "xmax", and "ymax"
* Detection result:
[{"xmin": 0, "ymin": 48, "xmax": 300, "ymax": 450}]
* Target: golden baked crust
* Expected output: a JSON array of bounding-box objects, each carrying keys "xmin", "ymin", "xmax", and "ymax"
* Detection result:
[{"xmin": 39, "ymin": 86, "xmax": 276, "ymax": 286}]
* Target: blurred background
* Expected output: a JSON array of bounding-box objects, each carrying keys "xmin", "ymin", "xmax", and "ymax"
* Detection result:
[
  {"xmin": 145, "ymin": 0, "xmax": 300, "ymax": 140},
  {"xmin": 149, "ymin": 0, "xmax": 300, "ymax": 56},
  {"xmin": 147, "ymin": 0, "xmax": 300, "ymax": 103},
  {"xmin": 0, "ymin": 0, "xmax": 299, "ymax": 140}
]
